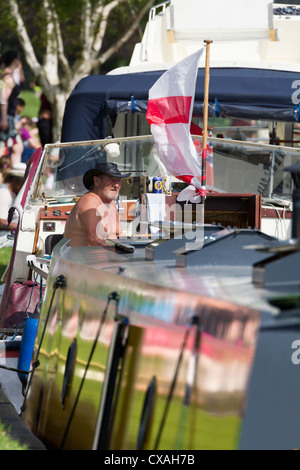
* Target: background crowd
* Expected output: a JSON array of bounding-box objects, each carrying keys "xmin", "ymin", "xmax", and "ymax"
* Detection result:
[{"xmin": 0, "ymin": 49, "xmax": 50, "ymax": 237}]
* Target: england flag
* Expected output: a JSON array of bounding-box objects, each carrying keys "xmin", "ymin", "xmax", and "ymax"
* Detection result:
[{"xmin": 146, "ymin": 48, "xmax": 205, "ymax": 202}]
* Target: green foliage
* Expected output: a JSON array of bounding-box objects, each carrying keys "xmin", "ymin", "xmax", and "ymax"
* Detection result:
[
  {"xmin": 0, "ymin": 421, "xmax": 28, "ymax": 450},
  {"xmin": 0, "ymin": 0, "xmax": 157, "ymax": 76},
  {"xmin": 19, "ymin": 90, "xmax": 40, "ymax": 119},
  {"xmin": 0, "ymin": 247, "xmax": 12, "ymax": 284},
  {"xmin": 102, "ymin": 0, "xmax": 153, "ymax": 71}
]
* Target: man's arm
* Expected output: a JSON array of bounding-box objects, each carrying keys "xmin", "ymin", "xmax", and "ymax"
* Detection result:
[{"xmin": 0, "ymin": 218, "xmax": 17, "ymax": 231}]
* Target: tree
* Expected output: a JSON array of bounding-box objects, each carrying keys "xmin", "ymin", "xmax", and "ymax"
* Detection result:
[{"xmin": 6, "ymin": 0, "xmax": 155, "ymax": 141}]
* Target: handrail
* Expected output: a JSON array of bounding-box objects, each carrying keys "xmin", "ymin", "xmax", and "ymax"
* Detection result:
[
  {"xmin": 149, "ymin": 1, "xmax": 170, "ymax": 21},
  {"xmin": 43, "ymin": 133, "xmax": 300, "ymax": 154}
]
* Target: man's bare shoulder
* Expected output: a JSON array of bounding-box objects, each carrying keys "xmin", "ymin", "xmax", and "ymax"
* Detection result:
[{"xmin": 76, "ymin": 192, "xmax": 101, "ymax": 212}]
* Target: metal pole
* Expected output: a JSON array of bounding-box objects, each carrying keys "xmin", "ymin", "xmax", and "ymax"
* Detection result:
[{"xmin": 201, "ymin": 40, "xmax": 213, "ymax": 204}]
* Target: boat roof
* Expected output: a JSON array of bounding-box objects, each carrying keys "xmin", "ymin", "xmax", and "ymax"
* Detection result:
[{"xmin": 61, "ymin": 67, "xmax": 300, "ymax": 143}]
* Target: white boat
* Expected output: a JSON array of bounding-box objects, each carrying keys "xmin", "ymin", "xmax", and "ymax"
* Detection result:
[
  {"xmin": 61, "ymin": 0, "xmax": 300, "ymax": 241},
  {"xmin": 0, "ymin": 0, "xmax": 300, "ymax": 450}
]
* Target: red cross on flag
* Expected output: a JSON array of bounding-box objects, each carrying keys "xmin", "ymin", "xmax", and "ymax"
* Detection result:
[{"xmin": 146, "ymin": 48, "xmax": 204, "ymax": 202}]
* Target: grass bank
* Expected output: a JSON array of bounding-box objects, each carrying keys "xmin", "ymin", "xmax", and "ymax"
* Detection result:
[
  {"xmin": 0, "ymin": 422, "xmax": 28, "ymax": 450},
  {"xmin": 0, "ymin": 247, "xmax": 12, "ymax": 284},
  {"xmin": 19, "ymin": 90, "xmax": 40, "ymax": 120}
]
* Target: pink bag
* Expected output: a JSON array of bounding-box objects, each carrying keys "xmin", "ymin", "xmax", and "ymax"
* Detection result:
[{"xmin": 4, "ymin": 281, "xmax": 45, "ymax": 328}]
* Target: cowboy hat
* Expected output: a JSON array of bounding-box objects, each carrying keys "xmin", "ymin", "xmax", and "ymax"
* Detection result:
[{"xmin": 83, "ymin": 162, "xmax": 131, "ymax": 190}]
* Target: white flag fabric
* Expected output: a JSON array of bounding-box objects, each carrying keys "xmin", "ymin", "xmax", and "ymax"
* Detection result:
[{"xmin": 146, "ymin": 48, "xmax": 204, "ymax": 192}]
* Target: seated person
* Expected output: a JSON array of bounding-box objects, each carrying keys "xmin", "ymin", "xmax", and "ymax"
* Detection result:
[
  {"xmin": 0, "ymin": 155, "xmax": 11, "ymax": 183},
  {"xmin": 64, "ymin": 162, "xmax": 130, "ymax": 247},
  {"xmin": 19, "ymin": 115, "xmax": 41, "ymax": 162},
  {"xmin": 0, "ymin": 163, "xmax": 26, "ymax": 231}
]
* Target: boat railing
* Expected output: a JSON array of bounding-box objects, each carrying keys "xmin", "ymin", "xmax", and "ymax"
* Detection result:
[
  {"xmin": 33, "ymin": 134, "xmax": 300, "ymax": 205},
  {"xmin": 149, "ymin": 1, "xmax": 170, "ymax": 21}
]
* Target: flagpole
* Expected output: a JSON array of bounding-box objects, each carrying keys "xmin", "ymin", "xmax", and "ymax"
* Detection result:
[{"xmin": 201, "ymin": 40, "xmax": 213, "ymax": 205}]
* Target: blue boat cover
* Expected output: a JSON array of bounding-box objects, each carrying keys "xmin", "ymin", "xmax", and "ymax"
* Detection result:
[{"xmin": 61, "ymin": 67, "xmax": 300, "ymax": 142}]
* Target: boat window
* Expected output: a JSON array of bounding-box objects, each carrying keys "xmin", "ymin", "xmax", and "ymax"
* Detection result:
[{"xmin": 30, "ymin": 134, "xmax": 300, "ymax": 206}]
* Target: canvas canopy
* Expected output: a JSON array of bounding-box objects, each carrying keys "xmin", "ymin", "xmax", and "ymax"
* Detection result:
[{"xmin": 61, "ymin": 67, "xmax": 300, "ymax": 142}]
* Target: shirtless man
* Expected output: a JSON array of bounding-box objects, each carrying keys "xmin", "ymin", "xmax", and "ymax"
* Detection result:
[{"xmin": 64, "ymin": 162, "xmax": 130, "ymax": 247}]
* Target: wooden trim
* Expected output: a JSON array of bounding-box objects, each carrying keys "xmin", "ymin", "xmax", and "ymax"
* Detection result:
[
  {"xmin": 262, "ymin": 207, "xmax": 293, "ymax": 219},
  {"xmin": 32, "ymin": 226, "xmax": 40, "ymax": 255},
  {"xmin": 39, "ymin": 205, "xmax": 74, "ymax": 221},
  {"xmin": 167, "ymin": 29, "xmax": 176, "ymax": 43},
  {"xmin": 269, "ymin": 29, "xmax": 276, "ymax": 41},
  {"xmin": 166, "ymin": 193, "xmax": 262, "ymax": 229},
  {"xmin": 120, "ymin": 201, "xmax": 136, "ymax": 222}
]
